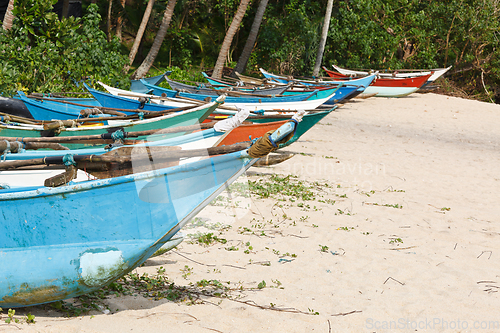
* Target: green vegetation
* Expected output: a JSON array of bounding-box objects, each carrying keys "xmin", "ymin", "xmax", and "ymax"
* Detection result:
[
  {"xmin": 1, "ymin": 0, "xmax": 499, "ymax": 100},
  {"xmin": 249, "ymin": 174, "xmax": 316, "ymax": 201},
  {"xmin": 0, "ymin": 2, "xmax": 127, "ymax": 96},
  {"xmin": 190, "ymin": 232, "xmax": 227, "ymax": 247},
  {"xmin": 389, "ymin": 237, "xmax": 403, "ymax": 245},
  {"xmin": 0, "ymin": 308, "xmax": 35, "ymax": 324}
]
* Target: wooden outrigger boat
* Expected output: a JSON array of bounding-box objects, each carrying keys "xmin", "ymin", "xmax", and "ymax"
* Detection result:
[
  {"xmin": 166, "ymin": 77, "xmax": 291, "ymax": 96},
  {"xmin": 129, "ymin": 71, "xmax": 171, "ymax": 93},
  {"xmin": 329, "ymin": 64, "xmax": 452, "ymax": 85},
  {"xmin": 324, "ymin": 69, "xmax": 432, "ymax": 97},
  {"xmin": 0, "ymin": 147, "xmax": 259, "ymax": 308},
  {"xmin": 135, "ymin": 80, "xmax": 320, "ymax": 103},
  {"xmin": 0, "ymin": 100, "xmax": 219, "ymax": 149},
  {"xmin": 99, "ymin": 80, "xmax": 336, "ymax": 111},
  {"xmin": 0, "ymin": 107, "xmax": 311, "ymax": 308},
  {"xmin": 0, "ymin": 108, "xmax": 332, "ymax": 163}
]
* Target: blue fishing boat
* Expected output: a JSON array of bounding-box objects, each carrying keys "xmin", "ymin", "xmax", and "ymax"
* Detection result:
[
  {"xmin": 16, "ymin": 91, "xmax": 132, "ymax": 120},
  {"xmin": 0, "ymin": 149, "xmax": 257, "ymax": 308},
  {"xmin": 283, "ymin": 84, "xmax": 359, "ymax": 106},
  {"xmin": 99, "ymin": 81, "xmax": 336, "ymax": 111},
  {"xmin": 0, "ymin": 101, "xmax": 219, "ymax": 149},
  {"xmin": 137, "ymin": 80, "xmax": 337, "ymax": 111},
  {"xmin": 130, "ymin": 71, "xmax": 171, "ymax": 94},
  {"xmin": 259, "ymin": 68, "xmax": 377, "ymax": 90},
  {"xmin": 83, "ymin": 83, "xmax": 185, "ymax": 114},
  {"xmin": 138, "ymin": 80, "xmax": 317, "ymax": 103},
  {"xmin": 166, "ymin": 77, "xmax": 290, "ymax": 96}
]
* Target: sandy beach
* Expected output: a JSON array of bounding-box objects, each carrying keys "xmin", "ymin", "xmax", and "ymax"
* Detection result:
[{"xmin": 5, "ymin": 92, "xmax": 500, "ymax": 332}]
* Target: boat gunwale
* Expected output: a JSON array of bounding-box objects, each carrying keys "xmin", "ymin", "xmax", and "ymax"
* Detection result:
[{"xmin": 0, "ymin": 150, "xmax": 249, "ymax": 200}]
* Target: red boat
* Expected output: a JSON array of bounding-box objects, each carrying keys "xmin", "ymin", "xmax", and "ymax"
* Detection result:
[{"xmin": 322, "ymin": 67, "xmax": 431, "ymax": 97}]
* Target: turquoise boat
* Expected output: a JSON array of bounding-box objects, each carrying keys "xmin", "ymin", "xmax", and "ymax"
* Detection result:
[
  {"xmin": 1, "ymin": 127, "xmax": 226, "ymax": 161},
  {"xmin": 137, "ymin": 79, "xmax": 317, "ymax": 103},
  {"xmin": 130, "ymin": 71, "xmax": 171, "ymax": 93},
  {"xmin": 2, "ymin": 108, "xmax": 332, "ymax": 161},
  {"xmin": 0, "ymin": 149, "xmax": 257, "ymax": 308},
  {"xmin": 166, "ymin": 77, "xmax": 290, "ymax": 96},
  {"xmin": 0, "ymin": 101, "xmax": 218, "ymax": 149}
]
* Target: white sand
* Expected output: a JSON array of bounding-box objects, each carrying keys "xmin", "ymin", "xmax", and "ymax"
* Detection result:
[{"xmin": 6, "ymin": 93, "xmax": 500, "ymax": 332}]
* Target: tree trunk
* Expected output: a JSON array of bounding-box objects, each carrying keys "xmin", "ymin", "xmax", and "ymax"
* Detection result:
[
  {"xmin": 107, "ymin": 0, "xmax": 113, "ymax": 42},
  {"xmin": 62, "ymin": 0, "xmax": 70, "ymax": 18},
  {"xmin": 131, "ymin": 0, "xmax": 177, "ymax": 80},
  {"xmin": 2, "ymin": 0, "xmax": 15, "ymax": 31},
  {"xmin": 312, "ymin": 0, "xmax": 334, "ymax": 77},
  {"xmin": 124, "ymin": 0, "xmax": 155, "ymax": 73},
  {"xmin": 116, "ymin": 0, "xmax": 126, "ymax": 41},
  {"xmin": 212, "ymin": 0, "xmax": 251, "ymax": 79},
  {"xmin": 233, "ymin": 0, "xmax": 268, "ymax": 76}
]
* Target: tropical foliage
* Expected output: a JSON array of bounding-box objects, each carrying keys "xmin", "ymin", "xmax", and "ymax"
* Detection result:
[
  {"xmin": 0, "ymin": 1, "xmax": 127, "ymax": 96},
  {"xmin": 1, "ymin": 0, "xmax": 500, "ymax": 101}
]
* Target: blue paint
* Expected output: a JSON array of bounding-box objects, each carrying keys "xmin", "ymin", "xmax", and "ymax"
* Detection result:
[
  {"xmin": 83, "ymin": 83, "xmax": 179, "ymax": 113},
  {"xmin": 3, "ymin": 128, "xmax": 223, "ymax": 161},
  {"xmin": 0, "ymin": 150, "xmax": 256, "ymax": 307},
  {"xmin": 16, "ymin": 92, "xmax": 106, "ymax": 121},
  {"xmin": 130, "ymin": 71, "xmax": 171, "ymax": 94},
  {"xmin": 138, "ymin": 79, "xmax": 320, "ymax": 103},
  {"xmin": 261, "ymin": 69, "xmax": 376, "ymax": 90}
]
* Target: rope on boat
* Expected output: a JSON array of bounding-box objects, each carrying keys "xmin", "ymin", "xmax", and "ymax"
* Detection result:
[
  {"xmin": 1, "ymin": 140, "xmax": 10, "ymax": 161},
  {"xmin": 110, "ymin": 129, "xmax": 126, "ymax": 143},
  {"xmin": 63, "ymin": 154, "xmax": 77, "ymax": 167},
  {"xmin": 247, "ymin": 130, "xmax": 294, "ymax": 158}
]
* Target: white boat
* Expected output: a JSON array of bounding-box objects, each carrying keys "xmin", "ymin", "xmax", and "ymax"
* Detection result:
[
  {"xmin": 98, "ymin": 82, "xmax": 335, "ymax": 111},
  {"xmin": 331, "ymin": 64, "xmax": 452, "ymax": 83}
]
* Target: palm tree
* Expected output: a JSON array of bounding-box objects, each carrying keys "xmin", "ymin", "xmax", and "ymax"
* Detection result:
[
  {"xmin": 212, "ymin": 0, "xmax": 251, "ymax": 79},
  {"xmin": 62, "ymin": 0, "xmax": 70, "ymax": 18},
  {"xmin": 124, "ymin": 0, "xmax": 155, "ymax": 73},
  {"xmin": 2, "ymin": 0, "xmax": 15, "ymax": 31},
  {"xmin": 131, "ymin": 0, "xmax": 178, "ymax": 80},
  {"xmin": 116, "ymin": 0, "xmax": 126, "ymax": 41},
  {"xmin": 107, "ymin": 0, "xmax": 113, "ymax": 41},
  {"xmin": 312, "ymin": 0, "xmax": 334, "ymax": 77},
  {"xmin": 233, "ymin": 0, "xmax": 269, "ymax": 76}
]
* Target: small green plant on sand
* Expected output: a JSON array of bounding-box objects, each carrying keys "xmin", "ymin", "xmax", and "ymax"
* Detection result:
[
  {"xmin": 191, "ymin": 232, "xmax": 227, "ymax": 246},
  {"xmin": 319, "ymin": 245, "xmax": 329, "ymax": 252},
  {"xmin": 181, "ymin": 265, "xmax": 193, "ymax": 279},
  {"xmin": 0, "ymin": 308, "xmax": 35, "ymax": 324},
  {"xmin": 389, "ymin": 238, "xmax": 403, "ymax": 244}
]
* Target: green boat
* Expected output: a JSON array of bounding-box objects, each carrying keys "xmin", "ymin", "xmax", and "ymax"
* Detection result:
[{"xmin": 0, "ymin": 102, "xmax": 218, "ymax": 149}]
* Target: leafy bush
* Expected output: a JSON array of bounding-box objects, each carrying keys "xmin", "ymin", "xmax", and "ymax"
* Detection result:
[
  {"xmin": 0, "ymin": 2, "xmax": 128, "ymax": 97},
  {"xmin": 322, "ymin": 0, "xmax": 500, "ymax": 100}
]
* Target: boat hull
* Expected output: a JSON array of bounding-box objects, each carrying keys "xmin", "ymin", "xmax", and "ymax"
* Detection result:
[
  {"xmin": 0, "ymin": 103, "xmax": 216, "ymax": 149},
  {"xmin": 16, "ymin": 92, "xmax": 113, "ymax": 121},
  {"xmin": 130, "ymin": 71, "xmax": 170, "ymax": 94},
  {"xmin": 108, "ymin": 81, "xmax": 334, "ymax": 111},
  {"xmin": 331, "ymin": 64, "xmax": 452, "ymax": 82},
  {"xmin": 216, "ymin": 109, "xmax": 331, "ymax": 148},
  {"xmin": 363, "ymin": 86, "xmax": 419, "ymax": 97},
  {"xmin": 0, "ymin": 150, "xmax": 255, "ymax": 308},
  {"xmin": 167, "ymin": 77, "xmax": 290, "ymax": 96}
]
